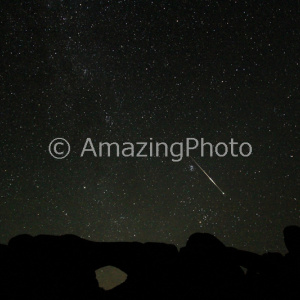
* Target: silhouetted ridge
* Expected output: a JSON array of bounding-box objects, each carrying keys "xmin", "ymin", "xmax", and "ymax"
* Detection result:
[{"xmin": 0, "ymin": 226, "xmax": 299, "ymax": 299}]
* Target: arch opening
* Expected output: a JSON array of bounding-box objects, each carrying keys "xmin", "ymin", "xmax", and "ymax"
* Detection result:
[{"xmin": 96, "ymin": 266, "xmax": 127, "ymax": 290}]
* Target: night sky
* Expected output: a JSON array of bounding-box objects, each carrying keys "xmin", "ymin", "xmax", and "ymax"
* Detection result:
[{"xmin": 1, "ymin": 0, "xmax": 299, "ymax": 260}]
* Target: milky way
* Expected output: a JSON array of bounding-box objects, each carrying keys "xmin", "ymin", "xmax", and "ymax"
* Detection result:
[{"xmin": 1, "ymin": 1, "xmax": 298, "ymax": 257}]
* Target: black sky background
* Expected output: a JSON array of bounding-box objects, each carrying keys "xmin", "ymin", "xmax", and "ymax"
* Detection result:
[{"xmin": 0, "ymin": 0, "xmax": 299, "ymax": 256}]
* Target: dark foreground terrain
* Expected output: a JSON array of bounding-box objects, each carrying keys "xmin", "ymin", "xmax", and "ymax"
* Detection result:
[{"xmin": 0, "ymin": 226, "xmax": 299, "ymax": 299}]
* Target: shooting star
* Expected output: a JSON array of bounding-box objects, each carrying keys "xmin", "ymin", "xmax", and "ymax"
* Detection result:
[{"xmin": 190, "ymin": 156, "xmax": 225, "ymax": 196}]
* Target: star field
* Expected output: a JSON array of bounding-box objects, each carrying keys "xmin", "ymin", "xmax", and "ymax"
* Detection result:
[{"xmin": 0, "ymin": 0, "xmax": 299, "ymax": 255}]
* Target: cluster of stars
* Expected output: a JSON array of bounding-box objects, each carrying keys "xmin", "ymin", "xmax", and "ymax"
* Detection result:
[{"xmin": 0, "ymin": 1, "xmax": 298, "ymax": 257}]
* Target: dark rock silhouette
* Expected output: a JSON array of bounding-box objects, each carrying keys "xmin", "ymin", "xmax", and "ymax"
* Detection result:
[
  {"xmin": 0, "ymin": 226, "xmax": 299, "ymax": 299},
  {"xmin": 6, "ymin": 234, "xmax": 105, "ymax": 299},
  {"xmin": 177, "ymin": 233, "xmax": 245, "ymax": 299},
  {"xmin": 226, "ymin": 226, "xmax": 300, "ymax": 299},
  {"xmin": 284, "ymin": 225, "xmax": 300, "ymax": 253},
  {"xmin": 105, "ymin": 242, "xmax": 178, "ymax": 299}
]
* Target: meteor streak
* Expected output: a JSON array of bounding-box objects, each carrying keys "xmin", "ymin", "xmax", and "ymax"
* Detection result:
[{"xmin": 190, "ymin": 156, "xmax": 225, "ymax": 196}]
